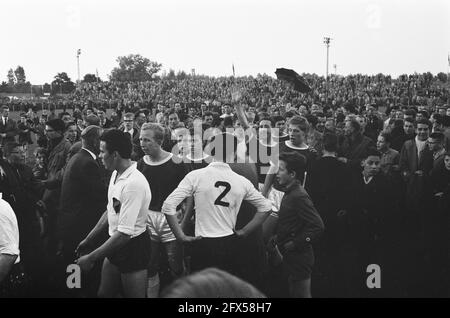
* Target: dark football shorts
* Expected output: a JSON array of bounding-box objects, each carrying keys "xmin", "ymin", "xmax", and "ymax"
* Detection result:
[{"xmin": 107, "ymin": 231, "xmax": 151, "ymax": 273}]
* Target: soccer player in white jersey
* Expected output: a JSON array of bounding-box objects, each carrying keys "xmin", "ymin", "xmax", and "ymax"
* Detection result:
[
  {"xmin": 76, "ymin": 129, "xmax": 152, "ymax": 298},
  {"xmin": 0, "ymin": 195, "xmax": 20, "ymax": 288},
  {"xmin": 162, "ymin": 132, "xmax": 272, "ymax": 276}
]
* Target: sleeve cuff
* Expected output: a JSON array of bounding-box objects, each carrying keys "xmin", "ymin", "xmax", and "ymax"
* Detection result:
[{"xmin": 117, "ymin": 225, "xmax": 134, "ymax": 236}]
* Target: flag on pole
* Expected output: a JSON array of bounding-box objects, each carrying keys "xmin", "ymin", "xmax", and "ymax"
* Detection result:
[
  {"xmin": 448, "ymin": 53, "xmax": 450, "ymax": 67},
  {"xmin": 232, "ymin": 63, "xmax": 235, "ymax": 77}
]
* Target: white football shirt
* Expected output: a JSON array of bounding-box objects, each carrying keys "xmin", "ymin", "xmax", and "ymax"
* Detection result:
[
  {"xmin": 162, "ymin": 161, "xmax": 272, "ymax": 238},
  {"xmin": 107, "ymin": 163, "xmax": 152, "ymax": 238},
  {"xmin": 0, "ymin": 196, "xmax": 20, "ymax": 263}
]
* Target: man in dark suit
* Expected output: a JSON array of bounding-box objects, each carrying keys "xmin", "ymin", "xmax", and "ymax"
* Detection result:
[
  {"xmin": 399, "ymin": 118, "xmax": 434, "ymax": 296},
  {"xmin": 57, "ymin": 125, "xmax": 107, "ymax": 263},
  {"xmin": 0, "ymin": 105, "xmax": 18, "ymax": 147},
  {"xmin": 338, "ymin": 119, "xmax": 374, "ymax": 171},
  {"xmin": 97, "ymin": 107, "xmax": 113, "ymax": 129},
  {"xmin": 120, "ymin": 112, "xmax": 143, "ymax": 160},
  {"xmin": 306, "ymin": 133, "xmax": 352, "ymax": 297}
]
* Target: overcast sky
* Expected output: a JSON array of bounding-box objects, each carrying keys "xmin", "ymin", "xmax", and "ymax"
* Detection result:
[{"xmin": 1, "ymin": 0, "xmax": 449, "ymax": 84}]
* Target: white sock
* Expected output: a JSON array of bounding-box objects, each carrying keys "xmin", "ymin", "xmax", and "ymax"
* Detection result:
[{"xmin": 147, "ymin": 274, "xmax": 160, "ymax": 298}]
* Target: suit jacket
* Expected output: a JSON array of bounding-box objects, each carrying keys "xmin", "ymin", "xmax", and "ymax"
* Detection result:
[
  {"xmin": 0, "ymin": 117, "xmax": 18, "ymax": 145},
  {"xmin": 57, "ymin": 149, "xmax": 107, "ymax": 250},
  {"xmin": 120, "ymin": 127, "xmax": 144, "ymax": 161},
  {"xmin": 399, "ymin": 139, "xmax": 433, "ymax": 177},
  {"xmin": 338, "ymin": 133, "xmax": 374, "ymax": 170},
  {"xmin": 399, "ymin": 139, "xmax": 434, "ymax": 209}
]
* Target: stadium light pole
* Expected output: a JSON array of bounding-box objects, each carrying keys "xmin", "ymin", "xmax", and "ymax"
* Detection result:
[
  {"xmin": 323, "ymin": 37, "xmax": 332, "ymax": 104},
  {"xmin": 77, "ymin": 49, "xmax": 81, "ymax": 83},
  {"xmin": 323, "ymin": 37, "xmax": 332, "ymax": 80}
]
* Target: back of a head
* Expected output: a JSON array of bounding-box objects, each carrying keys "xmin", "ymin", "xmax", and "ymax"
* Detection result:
[
  {"xmin": 205, "ymin": 132, "xmax": 238, "ymax": 162},
  {"xmin": 161, "ymin": 268, "xmax": 266, "ymax": 298},
  {"xmin": 322, "ymin": 133, "xmax": 338, "ymax": 153},
  {"xmin": 100, "ymin": 129, "xmax": 132, "ymax": 159}
]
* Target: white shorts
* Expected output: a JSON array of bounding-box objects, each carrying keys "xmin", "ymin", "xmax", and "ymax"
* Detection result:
[
  {"xmin": 258, "ymin": 183, "xmax": 284, "ymax": 213},
  {"xmin": 147, "ymin": 210, "xmax": 180, "ymax": 243}
]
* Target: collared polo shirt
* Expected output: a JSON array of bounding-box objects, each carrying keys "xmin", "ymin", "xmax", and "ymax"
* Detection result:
[{"xmin": 107, "ymin": 163, "xmax": 151, "ymax": 238}]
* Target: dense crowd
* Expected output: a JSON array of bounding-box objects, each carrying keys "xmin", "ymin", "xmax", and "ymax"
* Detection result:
[{"xmin": 0, "ymin": 73, "xmax": 449, "ymax": 298}]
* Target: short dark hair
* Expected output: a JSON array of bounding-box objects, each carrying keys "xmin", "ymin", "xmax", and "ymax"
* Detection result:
[
  {"xmin": 168, "ymin": 109, "xmax": 179, "ymax": 118},
  {"xmin": 418, "ymin": 110, "xmax": 429, "ymax": 118},
  {"xmin": 323, "ymin": 133, "xmax": 338, "ymax": 152},
  {"xmin": 279, "ymin": 152, "xmax": 307, "ymax": 182},
  {"xmin": 100, "ymin": 129, "xmax": 132, "ymax": 159},
  {"xmin": 305, "ymin": 114, "xmax": 318, "ymax": 128},
  {"xmin": 59, "ymin": 111, "xmax": 71, "ymax": 119},
  {"xmin": 348, "ymin": 119, "xmax": 361, "ymax": 133},
  {"xmin": 364, "ymin": 147, "xmax": 381, "ymax": 159},
  {"xmin": 404, "ymin": 109, "xmax": 417, "ymax": 117},
  {"xmin": 378, "ymin": 131, "xmax": 392, "ymax": 144},
  {"xmin": 203, "ymin": 111, "xmax": 213, "ymax": 119},
  {"xmin": 429, "ymin": 132, "xmax": 444, "ymax": 143},
  {"xmin": 404, "ymin": 117, "xmax": 415, "ymax": 125},
  {"xmin": 415, "ymin": 118, "xmax": 431, "ymax": 128},
  {"xmin": 65, "ymin": 121, "xmax": 77, "ymax": 131},
  {"xmin": 272, "ymin": 115, "xmax": 285, "ymax": 124},
  {"xmin": 207, "ymin": 132, "xmax": 238, "ymax": 161}
]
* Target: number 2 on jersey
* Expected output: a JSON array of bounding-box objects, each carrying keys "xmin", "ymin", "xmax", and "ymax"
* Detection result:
[{"xmin": 214, "ymin": 181, "xmax": 231, "ymax": 207}]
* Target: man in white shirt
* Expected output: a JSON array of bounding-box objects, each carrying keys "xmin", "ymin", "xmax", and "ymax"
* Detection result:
[
  {"xmin": 76, "ymin": 129, "xmax": 152, "ymax": 298},
  {"xmin": 162, "ymin": 132, "xmax": 272, "ymax": 275},
  {"xmin": 0, "ymin": 194, "xmax": 20, "ymax": 285}
]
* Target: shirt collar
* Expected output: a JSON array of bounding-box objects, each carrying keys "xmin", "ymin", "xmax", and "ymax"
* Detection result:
[
  {"xmin": 415, "ymin": 136, "xmax": 426, "ymax": 145},
  {"xmin": 362, "ymin": 172, "xmax": 373, "ymax": 184},
  {"xmin": 115, "ymin": 162, "xmax": 137, "ymax": 182},
  {"xmin": 209, "ymin": 161, "xmax": 231, "ymax": 169},
  {"xmin": 82, "ymin": 147, "xmax": 97, "ymax": 160}
]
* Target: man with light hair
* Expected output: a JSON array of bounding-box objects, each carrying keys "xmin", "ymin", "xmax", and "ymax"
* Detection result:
[{"xmin": 137, "ymin": 123, "xmax": 190, "ymax": 297}]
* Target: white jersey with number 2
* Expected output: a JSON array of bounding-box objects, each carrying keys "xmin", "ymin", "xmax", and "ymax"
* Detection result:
[{"xmin": 162, "ymin": 162, "xmax": 271, "ymax": 238}]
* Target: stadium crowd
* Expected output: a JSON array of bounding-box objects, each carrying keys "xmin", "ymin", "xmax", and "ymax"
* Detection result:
[{"xmin": 0, "ymin": 72, "xmax": 449, "ymax": 298}]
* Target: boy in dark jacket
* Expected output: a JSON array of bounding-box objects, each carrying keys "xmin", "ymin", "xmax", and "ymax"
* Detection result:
[{"xmin": 275, "ymin": 151, "xmax": 324, "ymax": 298}]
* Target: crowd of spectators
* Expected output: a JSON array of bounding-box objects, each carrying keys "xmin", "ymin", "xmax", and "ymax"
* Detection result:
[{"xmin": 0, "ymin": 71, "xmax": 449, "ymax": 298}]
